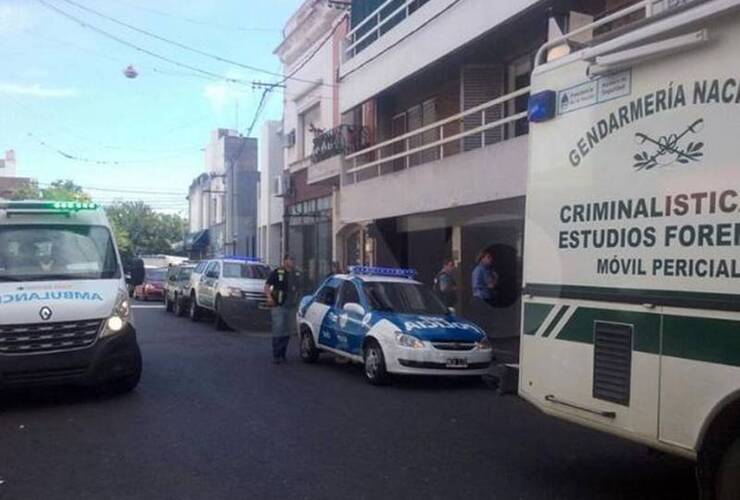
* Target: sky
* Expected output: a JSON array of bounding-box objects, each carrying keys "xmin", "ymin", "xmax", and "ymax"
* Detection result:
[{"xmin": 0, "ymin": 0, "xmax": 302, "ymax": 214}]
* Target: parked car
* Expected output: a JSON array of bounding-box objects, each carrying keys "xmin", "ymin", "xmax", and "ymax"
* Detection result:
[
  {"xmin": 188, "ymin": 257, "xmax": 271, "ymax": 330},
  {"xmin": 297, "ymin": 266, "xmax": 493, "ymax": 385},
  {"xmin": 164, "ymin": 263, "xmax": 196, "ymax": 316},
  {"xmin": 133, "ymin": 267, "xmax": 167, "ymax": 301}
]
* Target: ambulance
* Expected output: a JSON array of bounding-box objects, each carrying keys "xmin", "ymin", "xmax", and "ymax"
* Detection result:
[
  {"xmin": 0, "ymin": 201, "xmax": 145, "ymax": 393},
  {"xmin": 519, "ymin": 1, "xmax": 740, "ymax": 498}
]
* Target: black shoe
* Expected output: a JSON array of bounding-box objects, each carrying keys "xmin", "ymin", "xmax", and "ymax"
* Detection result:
[
  {"xmin": 272, "ymin": 357, "xmax": 282, "ymax": 364},
  {"xmin": 280, "ymin": 355, "xmax": 287, "ymax": 363}
]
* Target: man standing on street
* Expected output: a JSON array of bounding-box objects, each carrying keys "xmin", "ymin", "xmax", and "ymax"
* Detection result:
[
  {"xmin": 434, "ymin": 258, "xmax": 458, "ymax": 308},
  {"xmin": 472, "ymin": 250, "xmax": 498, "ymax": 307},
  {"xmin": 265, "ymin": 255, "xmax": 302, "ymax": 364}
]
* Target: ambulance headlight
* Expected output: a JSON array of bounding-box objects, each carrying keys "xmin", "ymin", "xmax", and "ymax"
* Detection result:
[
  {"xmin": 396, "ymin": 332, "xmax": 425, "ymax": 349},
  {"xmin": 102, "ymin": 292, "xmax": 131, "ymax": 337}
]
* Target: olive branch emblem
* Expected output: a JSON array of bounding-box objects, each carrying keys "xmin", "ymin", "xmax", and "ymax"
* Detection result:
[{"xmin": 633, "ymin": 119, "xmax": 705, "ymax": 171}]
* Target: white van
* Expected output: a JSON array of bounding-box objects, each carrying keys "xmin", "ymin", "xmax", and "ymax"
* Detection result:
[
  {"xmin": 0, "ymin": 200, "xmax": 144, "ymax": 392},
  {"xmin": 519, "ymin": 1, "xmax": 740, "ymax": 498},
  {"xmin": 188, "ymin": 257, "xmax": 271, "ymax": 330}
]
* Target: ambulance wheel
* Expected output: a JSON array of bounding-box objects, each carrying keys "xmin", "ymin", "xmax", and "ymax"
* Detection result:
[
  {"xmin": 189, "ymin": 294, "xmax": 203, "ymax": 322},
  {"xmin": 363, "ymin": 340, "xmax": 390, "ymax": 385},
  {"xmin": 214, "ymin": 297, "xmax": 228, "ymax": 331},
  {"xmin": 300, "ymin": 328, "xmax": 319, "ymax": 363},
  {"xmin": 716, "ymin": 438, "xmax": 740, "ymax": 500}
]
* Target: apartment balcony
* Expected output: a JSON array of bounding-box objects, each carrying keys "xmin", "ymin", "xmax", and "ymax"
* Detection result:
[
  {"xmin": 307, "ymin": 125, "xmax": 371, "ymax": 184},
  {"xmin": 339, "ymin": 88, "xmax": 530, "ymax": 224},
  {"xmin": 340, "ymin": 0, "xmax": 542, "ymax": 112}
]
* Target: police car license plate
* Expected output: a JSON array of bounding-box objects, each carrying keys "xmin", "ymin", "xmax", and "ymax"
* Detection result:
[{"xmin": 446, "ymin": 358, "xmax": 468, "ymax": 368}]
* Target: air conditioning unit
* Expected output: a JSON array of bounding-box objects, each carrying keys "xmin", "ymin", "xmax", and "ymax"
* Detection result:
[{"xmin": 274, "ymin": 174, "xmax": 292, "ymax": 197}]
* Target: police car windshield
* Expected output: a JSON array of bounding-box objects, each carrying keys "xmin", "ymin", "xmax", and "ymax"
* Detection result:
[
  {"xmin": 363, "ymin": 281, "xmax": 448, "ymax": 316},
  {"xmin": 222, "ymin": 262, "xmax": 269, "ymax": 279},
  {"xmin": 0, "ymin": 225, "xmax": 120, "ymax": 282}
]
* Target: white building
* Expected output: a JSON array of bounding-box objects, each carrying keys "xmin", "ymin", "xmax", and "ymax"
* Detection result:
[
  {"xmin": 257, "ymin": 121, "xmax": 285, "ymax": 267},
  {"xmin": 274, "ymin": 0, "xmax": 348, "ymax": 288},
  {"xmin": 0, "ymin": 150, "xmax": 17, "ymax": 177},
  {"xmin": 334, "ymin": 0, "xmax": 631, "ymax": 336},
  {"xmin": 187, "ymin": 129, "xmax": 259, "ymax": 258}
]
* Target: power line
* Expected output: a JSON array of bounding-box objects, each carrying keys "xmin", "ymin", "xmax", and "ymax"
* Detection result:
[
  {"xmin": 37, "ymin": 182, "xmax": 186, "ymax": 196},
  {"xmin": 36, "ymin": 0, "xmax": 254, "ymax": 87},
  {"xmin": 56, "ymin": 0, "xmax": 334, "ymax": 88},
  {"xmin": 112, "ymin": 0, "xmax": 281, "ymax": 33},
  {"xmin": 279, "ymin": 16, "xmax": 345, "ymax": 87},
  {"xmin": 27, "ymin": 133, "xmax": 197, "ymax": 165}
]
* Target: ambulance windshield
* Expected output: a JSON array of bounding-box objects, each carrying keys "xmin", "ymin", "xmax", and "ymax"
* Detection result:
[
  {"xmin": 364, "ymin": 282, "xmax": 448, "ymax": 316},
  {"xmin": 0, "ymin": 225, "xmax": 120, "ymax": 282}
]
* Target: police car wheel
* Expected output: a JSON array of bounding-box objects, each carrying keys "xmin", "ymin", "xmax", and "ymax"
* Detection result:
[
  {"xmin": 300, "ymin": 330, "xmax": 319, "ymax": 363},
  {"xmin": 363, "ymin": 341, "xmax": 390, "ymax": 385},
  {"xmin": 716, "ymin": 438, "xmax": 740, "ymax": 500},
  {"xmin": 214, "ymin": 297, "xmax": 228, "ymax": 331}
]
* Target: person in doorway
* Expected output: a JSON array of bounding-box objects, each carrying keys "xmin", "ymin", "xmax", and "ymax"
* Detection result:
[
  {"xmin": 434, "ymin": 258, "xmax": 458, "ymax": 309},
  {"xmin": 472, "ymin": 250, "xmax": 498, "ymax": 307},
  {"xmin": 264, "ymin": 255, "xmax": 302, "ymax": 364}
]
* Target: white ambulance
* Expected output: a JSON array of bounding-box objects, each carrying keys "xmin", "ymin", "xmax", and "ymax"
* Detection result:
[
  {"xmin": 0, "ymin": 201, "xmax": 145, "ymax": 393},
  {"xmin": 520, "ymin": 1, "xmax": 740, "ymax": 498}
]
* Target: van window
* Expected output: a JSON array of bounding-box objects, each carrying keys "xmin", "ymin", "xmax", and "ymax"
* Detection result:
[
  {"xmin": 0, "ymin": 225, "xmax": 120, "ymax": 281},
  {"xmin": 222, "ymin": 262, "xmax": 270, "ymax": 279}
]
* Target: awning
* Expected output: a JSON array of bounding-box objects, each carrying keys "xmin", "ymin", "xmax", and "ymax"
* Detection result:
[{"xmin": 185, "ymin": 229, "xmax": 209, "ymax": 251}]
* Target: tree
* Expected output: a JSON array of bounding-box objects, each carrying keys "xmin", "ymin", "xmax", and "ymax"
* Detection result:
[
  {"xmin": 9, "ymin": 179, "xmax": 91, "ymax": 202},
  {"xmin": 105, "ymin": 201, "xmax": 186, "ymax": 262}
]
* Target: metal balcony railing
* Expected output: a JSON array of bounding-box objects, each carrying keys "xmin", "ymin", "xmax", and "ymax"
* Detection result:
[
  {"xmin": 345, "ymin": 0, "xmax": 430, "ymax": 59},
  {"xmin": 344, "ymin": 86, "xmax": 530, "ymax": 182},
  {"xmin": 311, "ymin": 125, "xmax": 372, "ymax": 164}
]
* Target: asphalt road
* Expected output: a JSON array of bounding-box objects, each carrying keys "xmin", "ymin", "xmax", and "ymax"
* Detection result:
[{"xmin": 0, "ymin": 303, "xmax": 698, "ymax": 500}]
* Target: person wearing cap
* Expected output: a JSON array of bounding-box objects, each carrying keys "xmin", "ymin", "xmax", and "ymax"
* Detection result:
[{"xmin": 264, "ymin": 255, "xmax": 302, "ymax": 364}]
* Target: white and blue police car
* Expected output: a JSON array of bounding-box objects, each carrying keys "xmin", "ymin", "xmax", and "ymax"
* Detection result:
[{"xmin": 297, "ymin": 267, "xmax": 493, "ymax": 384}]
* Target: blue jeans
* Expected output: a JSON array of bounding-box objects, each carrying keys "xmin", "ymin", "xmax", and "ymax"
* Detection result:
[{"xmin": 271, "ymin": 306, "xmax": 297, "ymax": 359}]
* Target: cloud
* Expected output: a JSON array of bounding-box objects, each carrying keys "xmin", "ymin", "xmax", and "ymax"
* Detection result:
[
  {"xmin": 203, "ymin": 70, "xmax": 253, "ymax": 113},
  {"xmin": 0, "ymin": 3, "xmax": 35, "ymax": 35},
  {"xmin": 0, "ymin": 82, "xmax": 78, "ymax": 98}
]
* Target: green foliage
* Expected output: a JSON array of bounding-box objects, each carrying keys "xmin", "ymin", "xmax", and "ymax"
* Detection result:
[
  {"xmin": 9, "ymin": 179, "xmax": 91, "ymax": 202},
  {"xmin": 105, "ymin": 201, "xmax": 186, "ymax": 262}
]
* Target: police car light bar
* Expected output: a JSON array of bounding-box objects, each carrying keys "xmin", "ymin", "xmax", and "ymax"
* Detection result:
[
  {"xmin": 349, "ymin": 266, "xmax": 417, "ymax": 279},
  {"xmin": 223, "ymin": 255, "xmax": 262, "ymax": 262}
]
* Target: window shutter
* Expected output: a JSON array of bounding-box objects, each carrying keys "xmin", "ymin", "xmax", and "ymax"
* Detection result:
[{"xmin": 461, "ymin": 65, "xmax": 504, "ymax": 151}]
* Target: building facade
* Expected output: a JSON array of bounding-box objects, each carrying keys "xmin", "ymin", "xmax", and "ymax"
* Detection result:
[
  {"xmin": 186, "ymin": 129, "xmax": 259, "ymax": 259},
  {"xmin": 275, "ymin": 0, "xmax": 349, "ymax": 289},
  {"xmin": 0, "ymin": 150, "xmax": 34, "ymax": 200},
  {"xmin": 333, "ymin": 0, "xmax": 626, "ymax": 337},
  {"xmin": 257, "ymin": 120, "xmax": 285, "ymax": 267}
]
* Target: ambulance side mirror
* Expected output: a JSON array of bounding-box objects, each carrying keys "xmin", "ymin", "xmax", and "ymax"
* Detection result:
[{"xmin": 130, "ymin": 259, "xmax": 145, "ymax": 287}]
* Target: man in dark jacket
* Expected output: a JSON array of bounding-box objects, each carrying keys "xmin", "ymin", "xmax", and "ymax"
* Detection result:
[
  {"xmin": 264, "ymin": 255, "xmax": 302, "ymax": 364},
  {"xmin": 434, "ymin": 258, "xmax": 458, "ymax": 308}
]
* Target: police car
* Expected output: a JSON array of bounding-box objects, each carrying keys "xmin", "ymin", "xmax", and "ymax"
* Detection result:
[
  {"xmin": 297, "ymin": 267, "xmax": 493, "ymax": 384},
  {"xmin": 0, "ymin": 200, "xmax": 144, "ymax": 392}
]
